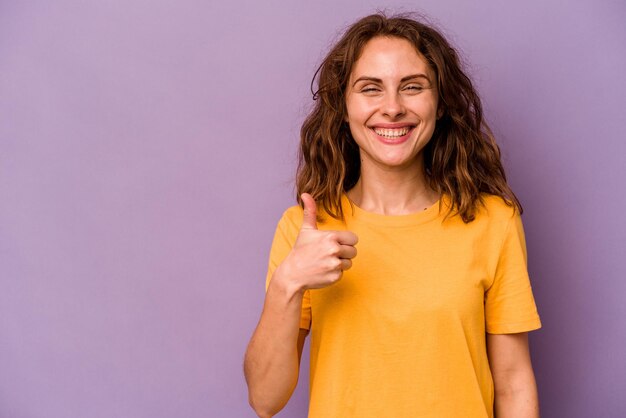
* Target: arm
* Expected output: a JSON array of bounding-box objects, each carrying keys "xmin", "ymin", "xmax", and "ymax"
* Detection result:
[
  {"xmin": 487, "ymin": 332, "xmax": 540, "ymax": 418},
  {"xmin": 243, "ymin": 275, "xmax": 309, "ymax": 418},
  {"xmin": 244, "ymin": 194, "xmax": 358, "ymax": 417}
]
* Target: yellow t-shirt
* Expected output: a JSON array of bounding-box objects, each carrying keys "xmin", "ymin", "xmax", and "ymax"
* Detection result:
[{"xmin": 265, "ymin": 193, "xmax": 541, "ymax": 418}]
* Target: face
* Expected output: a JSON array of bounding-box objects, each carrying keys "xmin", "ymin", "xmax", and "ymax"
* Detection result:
[{"xmin": 345, "ymin": 36, "xmax": 439, "ymax": 172}]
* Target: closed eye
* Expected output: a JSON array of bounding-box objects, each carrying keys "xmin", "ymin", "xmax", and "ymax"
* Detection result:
[
  {"xmin": 404, "ymin": 85, "xmax": 425, "ymax": 92},
  {"xmin": 361, "ymin": 87, "xmax": 381, "ymax": 93}
]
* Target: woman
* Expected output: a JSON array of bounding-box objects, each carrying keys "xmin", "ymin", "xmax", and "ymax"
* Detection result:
[{"xmin": 244, "ymin": 13, "xmax": 541, "ymax": 418}]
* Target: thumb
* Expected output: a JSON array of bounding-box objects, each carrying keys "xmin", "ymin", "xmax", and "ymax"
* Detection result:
[{"xmin": 300, "ymin": 193, "xmax": 318, "ymax": 230}]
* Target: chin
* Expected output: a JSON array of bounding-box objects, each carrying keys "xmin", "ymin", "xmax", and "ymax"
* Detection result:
[{"xmin": 378, "ymin": 157, "xmax": 418, "ymax": 169}]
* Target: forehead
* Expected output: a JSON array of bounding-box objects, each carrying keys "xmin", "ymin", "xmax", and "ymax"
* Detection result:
[{"xmin": 350, "ymin": 36, "xmax": 434, "ymax": 81}]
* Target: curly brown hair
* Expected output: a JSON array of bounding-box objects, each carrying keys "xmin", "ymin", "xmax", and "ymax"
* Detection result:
[{"xmin": 296, "ymin": 12, "xmax": 522, "ymax": 223}]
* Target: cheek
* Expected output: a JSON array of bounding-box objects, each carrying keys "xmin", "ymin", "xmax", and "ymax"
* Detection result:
[
  {"xmin": 415, "ymin": 101, "xmax": 439, "ymax": 122},
  {"xmin": 348, "ymin": 121, "xmax": 367, "ymax": 143},
  {"xmin": 409, "ymin": 91, "xmax": 439, "ymax": 116},
  {"xmin": 346, "ymin": 96, "xmax": 376, "ymax": 121}
]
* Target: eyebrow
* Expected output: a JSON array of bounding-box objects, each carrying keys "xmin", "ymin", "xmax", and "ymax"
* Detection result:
[{"xmin": 351, "ymin": 73, "xmax": 431, "ymax": 87}]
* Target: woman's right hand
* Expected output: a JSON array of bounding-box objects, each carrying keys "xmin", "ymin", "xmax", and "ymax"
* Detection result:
[{"xmin": 273, "ymin": 193, "xmax": 359, "ymax": 292}]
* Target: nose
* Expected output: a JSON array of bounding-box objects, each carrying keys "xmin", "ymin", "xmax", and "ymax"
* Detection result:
[{"xmin": 382, "ymin": 92, "xmax": 406, "ymax": 118}]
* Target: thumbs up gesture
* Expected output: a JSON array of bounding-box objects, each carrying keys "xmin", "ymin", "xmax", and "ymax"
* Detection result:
[{"xmin": 274, "ymin": 193, "xmax": 359, "ymax": 292}]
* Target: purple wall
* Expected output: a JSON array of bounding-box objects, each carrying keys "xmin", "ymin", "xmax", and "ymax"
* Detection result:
[{"xmin": 1, "ymin": 1, "xmax": 624, "ymax": 417}]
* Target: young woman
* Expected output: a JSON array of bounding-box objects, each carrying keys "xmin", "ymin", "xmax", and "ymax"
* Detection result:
[{"xmin": 244, "ymin": 13, "xmax": 541, "ymax": 418}]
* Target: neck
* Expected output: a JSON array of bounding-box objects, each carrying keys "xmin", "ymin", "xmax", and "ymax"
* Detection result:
[{"xmin": 347, "ymin": 157, "xmax": 440, "ymax": 215}]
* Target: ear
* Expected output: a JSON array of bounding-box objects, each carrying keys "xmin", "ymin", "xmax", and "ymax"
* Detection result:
[{"xmin": 436, "ymin": 106, "xmax": 444, "ymax": 120}]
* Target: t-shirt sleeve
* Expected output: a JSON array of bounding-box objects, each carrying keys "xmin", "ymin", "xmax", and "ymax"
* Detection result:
[
  {"xmin": 485, "ymin": 212, "xmax": 542, "ymax": 334},
  {"xmin": 265, "ymin": 208, "xmax": 312, "ymax": 330}
]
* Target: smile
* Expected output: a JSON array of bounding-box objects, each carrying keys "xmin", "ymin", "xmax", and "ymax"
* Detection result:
[
  {"xmin": 369, "ymin": 125, "xmax": 415, "ymax": 144},
  {"xmin": 372, "ymin": 127, "xmax": 411, "ymax": 138}
]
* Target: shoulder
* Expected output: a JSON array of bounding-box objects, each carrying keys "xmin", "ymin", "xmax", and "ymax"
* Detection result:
[
  {"xmin": 440, "ymin": 193, "xmax": 519, "ymax": 228},
  {"xmin": 268, "ymin": 205, "xmax": 304, "ymax": 250},
  {"xmin": 282, "ymin": 204, "xmax": 304, "ymax": 222},
  {"xmin": 276, "ymin": 205, "xmax": 304, "ymax": 232},
  {"xmin": 448, "ymin": 193, "xmax": 523, "ymax": 238},
  {"xmin": 476, "ymin": 193, "xmax": 520, "ymax": 222},
  {"xmin": 279, "ymin": 202, "xmax": 345, "ymax": 231}
]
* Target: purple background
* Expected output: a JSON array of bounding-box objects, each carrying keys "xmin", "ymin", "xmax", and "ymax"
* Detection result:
[{"xmin": 1, "ymin": 1, "xmax": 625, "ymax": 417}]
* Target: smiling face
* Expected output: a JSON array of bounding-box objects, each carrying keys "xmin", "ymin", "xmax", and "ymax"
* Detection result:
[{"xmin": 345, "ymin": 36, "xmax": 439, "ymax": 173}]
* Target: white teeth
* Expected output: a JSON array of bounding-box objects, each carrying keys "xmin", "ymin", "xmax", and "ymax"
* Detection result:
[{"xmin": 373, "ymin": 127, "xmax": 410, "ymax": 137}]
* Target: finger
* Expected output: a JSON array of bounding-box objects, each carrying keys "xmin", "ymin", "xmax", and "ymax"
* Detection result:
[
  {"xmin": 337, "ymin": 244, "xmax": 357, "ymax": 260},
  {"xmin": 340, "ymin": 258, "xmax": 353, "ymax": 271},
  {"xmin": 300, "ymin": 193, "xmax": 318, "ymax": 230},
  {"xmin": 335, "ymin": 230, "xmax": 358, "ymax": 246}
]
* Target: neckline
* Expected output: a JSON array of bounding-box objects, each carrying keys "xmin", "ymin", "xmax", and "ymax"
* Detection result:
[{"xmin": 341, "ymin": 193, "xmax": 448, "ymax": 227}]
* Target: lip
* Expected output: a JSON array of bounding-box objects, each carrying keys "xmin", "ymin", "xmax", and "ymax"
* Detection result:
[
  {"xmin": 370, "ymin": 126, "xmax": 415, "ymax": 145},
  {"xmin": 369, "ymin": 123, "xmax": 416, "ymax": 129}
]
